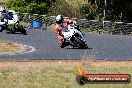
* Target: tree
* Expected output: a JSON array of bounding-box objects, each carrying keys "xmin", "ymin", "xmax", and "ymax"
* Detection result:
[
  {"xmin": 6, "ymin": 0, "xmax": 55, "ymax": 14},
  {"xmin": 83, "ymin": 0, "xmax": 132, "ymax": 22},
  {"xmin": 80, "ymin": 0, "xmax": 104, "ymax": 20},
  {"xmin": 126, "ymin": 3, "xmax": 132, "ymax": 22}
]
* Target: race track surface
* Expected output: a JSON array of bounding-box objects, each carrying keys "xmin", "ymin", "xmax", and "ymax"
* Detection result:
[{"xmin": 0, "ymin": 29, "xmax": 132, "ymax": 60}]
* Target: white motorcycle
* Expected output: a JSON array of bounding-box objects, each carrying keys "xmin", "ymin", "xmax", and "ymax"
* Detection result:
[
  {"xmin": 62, "ymin": 24, "xmax": 88, "ymax": 49},
  {"xmin": 0, "ymin": 10, "xmax": 27, "ymax": 35}
]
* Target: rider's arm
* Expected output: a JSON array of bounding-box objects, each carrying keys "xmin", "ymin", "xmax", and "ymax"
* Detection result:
[
  {"xmin": 63, "ymin": 19, "xmax": 76, "ymax": 25},
  {"xmin": 54, "ymin": 24, "xmax": 63, "ymax": 37}
]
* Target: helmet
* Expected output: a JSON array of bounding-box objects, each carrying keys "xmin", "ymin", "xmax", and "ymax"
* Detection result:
[
  {"xmin": 55, "ymin": 15, "xmax": 63, "ymax": 24},
  {"xmin": 0, "ymin": 6, "xmax": 7, "ymax": 12}
]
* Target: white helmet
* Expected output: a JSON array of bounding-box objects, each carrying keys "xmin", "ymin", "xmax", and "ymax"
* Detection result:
[
  {"xmin": 55, "ymin": 15, "xmax": 63, "ymax": 24},
  {"xmin": 0, "ymin": 6, "xmax": 7, "ymax": 12}
]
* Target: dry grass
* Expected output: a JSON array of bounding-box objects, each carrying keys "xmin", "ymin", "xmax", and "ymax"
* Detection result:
[
  {"xmin": 0, "ymin": 60, "xmax": 131, "ymax": 88},
  {"xmin": 0, "ymin": 41, "xmax": 20, "ymax": 55},
  {"xmin": 0, "ymin": 60, "xmax": 131, "ymax": 69}
]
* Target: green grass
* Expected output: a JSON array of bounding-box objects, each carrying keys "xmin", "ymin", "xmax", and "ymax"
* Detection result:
[{"xmin": 0, "ymin": 61, "xmax": 131, "ymax": 88}]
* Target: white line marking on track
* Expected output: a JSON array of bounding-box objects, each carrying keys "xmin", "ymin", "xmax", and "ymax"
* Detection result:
[
  {"xmin": 3, "ymin": 42, "xmax": 36, "ymax": 55},
  {"xmin": 19, "ymin": 44, "xmax": 36, "ymax": 54}
]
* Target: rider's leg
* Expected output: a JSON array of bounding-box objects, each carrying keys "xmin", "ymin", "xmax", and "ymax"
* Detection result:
[
  {"xmin": 57, "ymin": 35, "xmax": 69, "ymax": 48},
  {"xmin": 58, "ymin": 38, "xmax": 69, "ymax": 48},
  {"xmin": 58, "ymin": 38, "xmax": 64, "ymax": 48}
]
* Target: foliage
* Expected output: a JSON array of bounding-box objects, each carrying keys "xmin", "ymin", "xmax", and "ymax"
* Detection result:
[
  {"xmin": 0, "ymin": 2, "xmax": 5, "ymax": 5},
  {"xmin": 5, "ymin": 0, "xmax": 132, "ymax": 22},
  {"xmin": 126, "ymin": 3, "xmax": 132, "ymax": 22},
  {"xmin": 48, "ymin": 0, "xmax": 82, "ymax": 18},
  {"xmin": 6, "ymin": 0, "xmax": 55, "ymax": 14},
  {"xmin": 81, "ymin": 0, "xmax": 132, "ymax": 22}
]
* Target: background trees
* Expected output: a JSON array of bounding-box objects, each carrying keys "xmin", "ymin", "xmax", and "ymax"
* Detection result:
[
  {"xmin": 5, "ymin": 0, "xmax": 132, "ymax": 22},
  {"xmin": 6, "ymin": 0, "xmax": 55, "ymax": 15},
  {"xmin": 87, "ymin": 0, "xmax": 132, "ymax": 22}
]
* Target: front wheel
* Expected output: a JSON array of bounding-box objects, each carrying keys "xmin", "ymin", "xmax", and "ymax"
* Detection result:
[
  {"xmin": 74, "ymin": 37, "xmax": 88, "ymax": 49},
  {"xmin": 14, "ymin": 22, "xmax": 27, "ymax": 35},
  {"xmin": 0, "ymin": 25, "xmax": 4, "ymax": 32}
]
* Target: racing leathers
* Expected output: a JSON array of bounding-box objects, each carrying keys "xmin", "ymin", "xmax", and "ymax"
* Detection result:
[{"xmin": 54, "ymin": 19, "xmax": 76, "ymax": 48}]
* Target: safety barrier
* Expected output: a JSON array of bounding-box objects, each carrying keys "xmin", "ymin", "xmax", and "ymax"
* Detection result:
[{"xmin": 17, "ymin": 12, "xmax": 132, "ymax": 35}]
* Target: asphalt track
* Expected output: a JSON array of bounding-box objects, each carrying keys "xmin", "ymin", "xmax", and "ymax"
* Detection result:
[{"xmin": 0, "ymin": 29, "xmax": 132, "ymax": 60}]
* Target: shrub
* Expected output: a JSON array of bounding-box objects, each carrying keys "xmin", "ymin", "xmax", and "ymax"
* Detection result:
[{"xmin": 5, "ymin": 0, "xmax": 54, "ymax": 15}]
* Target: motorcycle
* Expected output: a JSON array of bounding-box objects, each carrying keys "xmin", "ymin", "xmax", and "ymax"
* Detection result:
[
  {"xmin": 0, "ymin": 10, "xmax": 27, "ymax": 35},
  {"xmin": 0, "ymin": 20, "xmax": 27, "ymax": 35},
  {"xmin": 0, "ymin": 21, "xmax": 5, "ymax": 32},
  {"xmin": 62, "ymin": 24, "xmax": 88, "ymax": 49}
]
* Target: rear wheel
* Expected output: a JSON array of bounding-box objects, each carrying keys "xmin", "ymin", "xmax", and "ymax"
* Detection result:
[
  {"xmin": 14, "ymin": 22, "xmax": 27, "ymax": 35},
  {"xmin": 75, "ymin": 37, "xmax": 88, "ymax": 49},
  {"xmin": 74, "ymin": 35, "xmax": 88, "ymax": 49},
  {"xmin": 10, "ymin": 28, "xmax": 15, "ymax": 34},
  {"xmin": 15, "ymin": 24, "xmax": 27, "ymax": 35},
  {"xmin": 74, "ymin": 33, "xmax": 88, "ymax": 49},
  {"xmin": 20, "ymin": 28, "xmax": 27, "ymax": 35}
]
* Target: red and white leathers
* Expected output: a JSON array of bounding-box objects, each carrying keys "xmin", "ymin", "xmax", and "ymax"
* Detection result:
[{"xmin": 54, "ymin": 19, "xmax": 76, "ymax": 45}]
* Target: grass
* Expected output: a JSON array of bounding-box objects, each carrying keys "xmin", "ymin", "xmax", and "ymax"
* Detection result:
[
  {"xmin": 0, "ymin": 60, "xmax": 131, "ymax": 88},
  {"xmin": 0, "ymin": 40, "xmax": 20, "ymax": 55}
]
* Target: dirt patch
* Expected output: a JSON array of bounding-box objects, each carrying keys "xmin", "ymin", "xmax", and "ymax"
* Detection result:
[
  {"xmin": 0, "ymin": 41, "xmax": 20, "ymax": 55},
  {"xmin": 0, "ymin": 40, "xmax": 36, "ymax": 55},
  {"xmin": 0, "ymin": 60, "xmax": 132, "ymax": 68}
]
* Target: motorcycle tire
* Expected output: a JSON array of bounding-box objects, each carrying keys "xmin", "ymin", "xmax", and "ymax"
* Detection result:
[
  {"xmin": 10, "ymin": 28, "xmax": 16, "ymax": 34},
  {"xmin": 20, "ymin": 28, "xmax": 27, "ymax": 35},
  {"xmin": 0, "ymin": 25, "xmax": 4, "ymax": 32},
  {"xmin": 74, "ymin": 37, "xmax": 88, "ymax": 49}
]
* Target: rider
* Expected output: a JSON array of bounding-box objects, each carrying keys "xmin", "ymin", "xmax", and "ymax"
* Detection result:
[
  {"xmin": 54, "ymin": 15, "xmax": 77, "ymax": 48},
  {"xmin": 0, "ymin": 6, "xmax": 14, "ymax": 22},
  {"xmin": 0, "ymin": 6, "xmax": 8, "ymax": 21}
]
